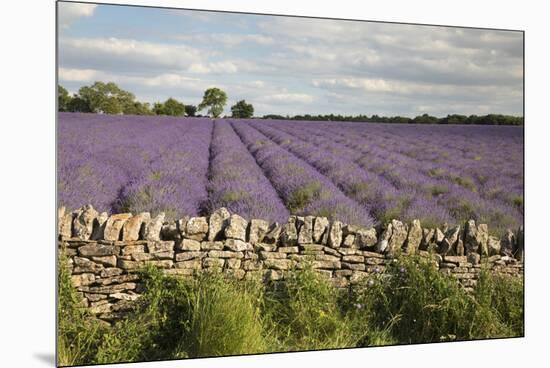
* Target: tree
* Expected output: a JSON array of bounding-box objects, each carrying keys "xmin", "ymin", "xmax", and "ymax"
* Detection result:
[
  {"xmin": 185, "ymin": 105, "xmax": 197, "ymax": 117},
  {"xmin": 230, "ymin": 100, "xmax": 254, "ymax": 118},
  {"xmin": 58, "ymin": 85, "xmax": 72, "ymax": 112},
  {"xmin": 198, "ymin": 87, "xmax": 227, "ymax": 118},
  {"xmin": 66, "ymin": 96, "xmax": 91, "ymax": 113},
  {"xmin": 78, "ymin": 81, "xmax": 136, "ymax": 114},
  {"xmin": 153, "ymin": 98, "xmax": 185, "ymax": 116},
  {"xmin": 162, "ymin": 98, "xmax": 185, "ymax": 116}
]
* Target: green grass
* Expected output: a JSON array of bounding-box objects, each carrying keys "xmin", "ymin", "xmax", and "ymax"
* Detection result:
[{"xmin": 58, "ymin": 254, "xmax": 523, "ymax": 366}]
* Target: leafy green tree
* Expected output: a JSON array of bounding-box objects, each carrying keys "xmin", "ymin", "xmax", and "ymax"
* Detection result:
[
  {"xmin": 198, "ymin": 88, "xmax": 227, "ymax": 118},
  {"xmin": 185, "ymin": 105, "xmax": 197, "ymax": 117},
  {"xmin": 162, "ymin": 98, "xmax": 185, "ymax": 116},
  {"xmin": 66, "ymin": 96, "xmax": 92, "ymax": 113},
  {"xmin": 230, "ymin": 100, "xmax": 254, "ymax": 118},
  {"xmin": 153, "ymin": 98, "xmax": 185, "ymax": 116},
  {"xmin": 78, "ymin": 81, "xmax": 136, "ymax": 114},
  {"xmin": 58, "ymin": 85, "xmax": 72, "ymax": 112}
]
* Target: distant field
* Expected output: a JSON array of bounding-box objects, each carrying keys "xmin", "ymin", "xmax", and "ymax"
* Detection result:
[{"xmin": 58, "ymin": 112, "xmax": 523, "ymax": 234}]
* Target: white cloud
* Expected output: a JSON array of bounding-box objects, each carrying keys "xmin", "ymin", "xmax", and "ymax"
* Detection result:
[
  {"xmin": 58, "ymin": 3, "xmax": 97, "ymax": 29},
  {"xmin": 259, "ymin": 93, "xmax": 315, "ymax": 104},
  {"xmin": 58, "ymin": 67, "xmax": 100, "ymax": 82},
  {"xmin": 60, "ymin": 37, "xmax": 206, "ymax": 72}
]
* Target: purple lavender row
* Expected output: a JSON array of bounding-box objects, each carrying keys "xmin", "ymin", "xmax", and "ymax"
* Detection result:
[
  {"xmin": 59, "ymin": 113, "xmax": 193, "ymax": 212},
  {"xmin": 320, "ymin": 122, "xmax": 523, "ymax": 212},
  {"xmin": 206, "ymin": 120, "xmax": 289, "ymax": 222},
  {"xmin": 117, "ymin": 118, "xmax": 213, "ymax": 219},
  {"xmin": 281, "ymin": 120, "xmax": 522, "ymax": 233},
  {"xmin": 254, "ymin": 120, "xmax": 454, "ymax": 228},
  {"xmin": 230, "ymin": 120, "xmax": 374, "ymax": 227}
]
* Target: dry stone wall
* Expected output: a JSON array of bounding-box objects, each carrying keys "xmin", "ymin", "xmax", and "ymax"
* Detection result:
[{"xmin": 58, "ymin": 205, "xmax": 524, "ymax": 323}]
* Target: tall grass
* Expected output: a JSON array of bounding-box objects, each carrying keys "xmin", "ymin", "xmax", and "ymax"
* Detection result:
[{"xmin": 57, "ymin": 253, "xmax": 523, "ymax": 366}]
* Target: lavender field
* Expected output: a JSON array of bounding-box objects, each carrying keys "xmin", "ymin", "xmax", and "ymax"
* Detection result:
[{"xmin": 58, "ymin": 112, "xmax": 523, "ymax": 235}]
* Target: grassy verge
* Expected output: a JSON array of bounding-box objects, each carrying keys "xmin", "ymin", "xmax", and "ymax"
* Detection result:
[{"xmin": 58, "ymin": 254, "xmax": 523, "ymax": 366}]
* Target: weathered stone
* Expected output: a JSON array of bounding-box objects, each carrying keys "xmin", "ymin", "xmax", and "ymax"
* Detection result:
[
  {"xmin": 281, "ymin": 217, "xmax": 298, "ymax": 246},
  {"xmin": 443, "ymin": 256, "xmax": 467, "ymax": 264},
  {"xmin": 476, "ymin": 224, "xmax": 489, "ymax": 256},
  {"xmin": 323, "ymin": 246, "xmax": 340, "ymax": 257},
  {"xmin": 83, "ymin": 282, "xmax": 137, "ymax": 294},
  {"xmin": 355, "ymin": 227, "xmax": 377, "ymax": 249},
  {"xmin": 445, "ymin": 225, "xmax": 461, "ymax": 247},
  {"xmin": 243, "ymin": 260, "xmax": 263, "ymax": 271},
  {"xmin": 260, "ymin": 251, "xmax": 287, "ymax": 259},
  {"xmin": 85, "ymin": 293, "xmax": 108, "ymax": 302},
  {"xmin": 388, "ymin": 220, "xmax": 408, "ymax": 253},
  {"xmin": 91, "ymin": 256, "xmax": 117, "ymax": 267},
  {"xmin": 73, "ymin": 256, "xmax": 104, "ymax": 274},
  {"xmin": 73, "ymin": 205, "xmax": 99, "ymax": 240},
  {"xmin": 342, "ymin": 255, "xmax": 364, "ymax": 263},
  {"xmin": 249, "ymin": 219, "xmax": 270, "ymax": 245},
  {"xmin": 420, "ymin": 228, "xmax": 435, "ymax": 250},
  {"xmin": 342, "ymin": 234, "xmax": 356, "ymax": 248},
  {"xmin": 278, "ymin": 246, "xmax": 299, "ymax": 253},
  {"xmin": 313, "ymin": 217, "xmax": 329, "ymax": 243},
  {"xmin": 104, "ymin": 214, "xmax": 133, "ymax": 241},
  {"xmin": 315, "ymin": 254, "xmax": 340, "ymax": 262},
  {"xmin": 121, "ymin": 244, "xmax": 146, "ymax": 255},
  {"xmin": 264, "ymin": 259, "xmax": 293, "ymax": 270},
  {"xmin": 98, "ymin": 274, "xmax": 140, "ymax": 285},
  {"xmin": 122, "ymin": 212, "xmax": 151, "ymax": 241},
  {"xmin": 376, "ymin": 223, "xmax": 392, "ymax": 253},
  {"xmin": 488, "ymin": 236, "xmax": 501, "ymax": 256},
  {"xmin": 59, "ymin": 212, "xmax": 74, "ymax": 239},
  {"xmin": 328, "ymin": 220, "xmax": 343, "ymax": 248},
  {"xmin": 350, "ymin": 271, "xmax": 369, "ymax": 283},
  {"xmin": 100, "ymin": 268, "xmax": 122, "ymax": 278},
  {"xmin": 110, "ymin": 293, "xmax": 140, "ymax": 301},
  {"xmin": 404, "ymin": 219, "xmax": 422, "ymax": 254},
  {"xmin": 464, "ymin": 220, "xmax": 478, "ymax": 254},
  {"xmin": 342, "ymin": 262, "xmax": 366, "ymax": 271},
  {"xmin": 208, "ymin": 207, "xmax": 230, "ymax": 241},
  {"xmin": 175, "ymin": 251, "xmax": 205, "ymax": 262},
  {"xmin": 226, "ymin": 259, "xmax": 242, "ymax": 269},
  {"xmin": 438, "ymin": 239, "xmax": 452, "ymax": 256},
  {"xmin": 203, "ymin": 258, "xmax": 225, "ymax": 268},
  {"xmin": 186, "ymin": 217, "xmax": 209, "ymax": 240},
  {"xmin": 147, "ymin": 240, "xmax": 175, "ymax": 253},
  {"xmin": 79, "ymin": 244, "xmax": 120, "ymax": 257},
  {"xmin": 300, "ymin": 244, "xmax": 324, "ymax": 252},
  {"xmin": 313, "ymin": 260, "xmax": 341, "ymax": 269},
  {"xmin": 456, "ymin": 239, "xmax": 465, "ymax": 256},
  {"xmin": 91, "ymin": 212, "xmax": 109, "ymax": 240},
  {"xmin": 467, "ymin": 253, "xmax": 481, "ymax": 265},
  {"xmin": 224, "ymin": 214, "xmax": 248, "ymax": 241},
  {"xmin": 263, "ymin": 222, "xmax": 282, "ymax": 244},
  {"xmin": 264, "ymin": 269, "xmax": 284, "ymax": 281},
  {"xmin": 175, "ymin": 259, "xmax": 202, "ymax": 270},
  {"xmin": 500, "ymin": 229, "xmax": 516, "ymax": 256},
  {"xmin": 225, "ymin": 239, "xmax": 252, "ymax": 252},
  {"xmin": 71, "ymin": 273, "xmax": 96, "ymax": 287},
  {"xmin": 143, "ymin": 212, "xmax": 166, "ymax": 241},
  {"xmin": 201, "ymin": 241, "xmax": 224, "ymax": 250},
  {"xmin": 178, "ymin": 239, "xmax": 201, "ymax": 251},
  {"xmin": 434, "ymin": 228, "xmax": 445, "ymax": 243},
  {"xmin": 298, "ymin": 216, "xmax": 314, "ymax": 244},
  {"xmin": 224, "ymin": 268, "xmax": 246, "ymax": 279},
  {"xmin": 208, "ymin": 250, "xmax": 244, "ymax": 258}
]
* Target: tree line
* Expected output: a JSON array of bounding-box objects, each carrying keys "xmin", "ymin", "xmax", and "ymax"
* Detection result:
[
  {"xmin": 263, "ymin": 113, "xmax": 524, "ymax": 126},
  {"xmin": 59, "ymin": 81, "xmax": 523, "ymax": 125},
  {"xmin": 58, "ymin": 82, "xmax": 254, "ymax": 118}
]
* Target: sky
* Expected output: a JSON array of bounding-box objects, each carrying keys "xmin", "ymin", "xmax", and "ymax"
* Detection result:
[{"xmin": 57, "ymin": 2, "xmax": 524, "ymax": 117}]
